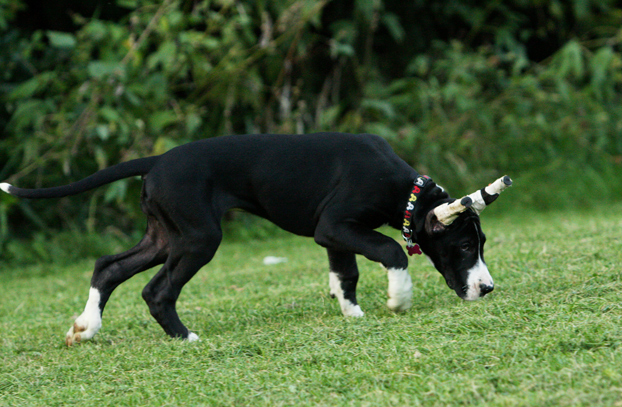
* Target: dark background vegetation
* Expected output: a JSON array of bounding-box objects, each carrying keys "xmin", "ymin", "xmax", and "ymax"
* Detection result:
[{"xmin": 1, "ymin": 0, "xmax": 622, "ymax": 263}]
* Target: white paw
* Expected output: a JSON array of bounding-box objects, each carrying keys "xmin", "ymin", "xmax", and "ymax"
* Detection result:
[
  {"xmin": 386, "ymin": 268, "xmax": 413, "ymax": 312},
  {"xmin": 65, "ymin": 287, "xmax": 102, "ymax": 346},
  {"xmin": 343, "ymin": 304, "xmax": 365, "ymax": 317},
  {"xmin": 187, "ymin": 332, "xmax": 200, "ymax": 342},
  {"xmin": 65, "ymin": 313, "xmax": 102, "ymax": 346},
  {"xmin": 387, "ymin": 296, "xmax": 412, "ymax": 312}
]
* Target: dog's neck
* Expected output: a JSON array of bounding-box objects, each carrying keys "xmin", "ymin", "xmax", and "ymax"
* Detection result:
[
  {"xmin": 395, "ymin": 175, "xmax": 450, "ymax": 245},
  {"xmin": 401, "ymin": 175, "xmax": 433, "ymax": 250}
]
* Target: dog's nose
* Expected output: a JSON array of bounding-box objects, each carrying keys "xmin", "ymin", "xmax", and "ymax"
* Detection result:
[{"xmin": 480, "ymin": 284, "xmax": 494, "ymax": 296}]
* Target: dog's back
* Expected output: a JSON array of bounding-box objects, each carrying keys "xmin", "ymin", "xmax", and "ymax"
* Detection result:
[{"xmin": 147, "ymin": 133, "xmax": 416, "ymax": 235}]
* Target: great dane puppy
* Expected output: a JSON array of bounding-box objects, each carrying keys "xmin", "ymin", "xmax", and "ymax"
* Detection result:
[{"xmin": 1, "ymin": 133, "xmax": 511, "ymax": 345}]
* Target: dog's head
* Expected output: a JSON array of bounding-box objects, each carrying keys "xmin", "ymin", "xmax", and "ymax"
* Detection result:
[{"xmin": 415, "ymin": 176, "xmax": 512, "ymax": 300}]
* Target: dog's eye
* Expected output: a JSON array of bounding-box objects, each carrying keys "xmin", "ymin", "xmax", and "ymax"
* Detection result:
[{"xmin": 460, "ymin": 243, "xmax": 471, "ymax": 252}]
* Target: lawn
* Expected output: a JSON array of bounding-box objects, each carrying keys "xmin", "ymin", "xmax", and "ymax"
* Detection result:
[{"xmin": 1, "ymin": 207, "xmax": 622, "ymax": 406}]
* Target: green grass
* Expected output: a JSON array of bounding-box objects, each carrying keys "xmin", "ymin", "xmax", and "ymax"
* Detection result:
[{"xmin": 2, "ymin": 208, "xmax": 622, "ymax": 406}]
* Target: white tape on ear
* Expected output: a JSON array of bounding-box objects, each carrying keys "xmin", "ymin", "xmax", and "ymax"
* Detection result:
[
  {"xmin": 468, "ymin": 175, "xmax": 512, "ymax": 215},
  {"xmin": 434, "ymin": 197, "xmax": 473, "ymax": 225},
  {"xmin": 468, "ymin": 190, "xmax": 487, "ymax": 215},
  {"xmin": 485, "ymin": 176, "xmax": 512, "ymax": 195}
]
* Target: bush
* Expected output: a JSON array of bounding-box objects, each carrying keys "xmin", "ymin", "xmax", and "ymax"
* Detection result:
[
  {"xmin": 350, "ymin": 40, "xmax": 622, "ymax": 206},
  {"xmin": 1, "ymin": 0, "xmax": 622, "ymax": 256}
]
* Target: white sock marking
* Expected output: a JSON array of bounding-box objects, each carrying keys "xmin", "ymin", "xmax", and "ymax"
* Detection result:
[
  {"xmin": 329, "ymin": 272, "xmax": 364, "ymax": 317},
  {"xmin": 187, "ymin": 332, "xmax": 200, "ymax": 342},
  {"xmin": 65, "ymin": 287, "xmax": 103, "ymax": 345},
  {"xmin": 386, "ymin": 267, "xmax": 413, "ymax": 311},
  {"xmin": 0, "ymin": 183, "xmax": 11, "ymax": 193}
]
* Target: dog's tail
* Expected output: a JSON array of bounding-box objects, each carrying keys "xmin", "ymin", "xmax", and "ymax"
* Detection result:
[{"xmin": 0, "ymin": 156, "xmax": 159, "ymax": 199}]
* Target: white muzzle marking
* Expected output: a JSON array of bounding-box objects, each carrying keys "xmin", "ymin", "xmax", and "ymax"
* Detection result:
[{"xmin": 464, "ymin": 257, "xmax": 494, "ymax": 301}]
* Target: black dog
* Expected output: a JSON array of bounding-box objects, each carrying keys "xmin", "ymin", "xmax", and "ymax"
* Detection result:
[{"xmin": 1, "ymin": 133, "xmax": 511, "ymax": 345}]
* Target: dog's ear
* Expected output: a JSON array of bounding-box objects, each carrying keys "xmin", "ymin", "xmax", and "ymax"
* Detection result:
[
  {"xmin": 425, "ymin": 210, "xmax": 447, "ymax": 235},
  {"xmin": 433, "ymin": 197, "xmax": 473, "ymax": 226},
  {"xmin": 466, "ymin": 175, "xmax": 512, "ymax": 215}
]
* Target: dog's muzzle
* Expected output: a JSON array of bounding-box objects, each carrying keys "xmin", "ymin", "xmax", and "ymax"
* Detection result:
[
  {"xmin": 462, "ymin": 258, "xmax": 494, "ymax": 301},
  {"xmin": 479, "ymin": 283, "xmax": 494, "ymax": 296}
]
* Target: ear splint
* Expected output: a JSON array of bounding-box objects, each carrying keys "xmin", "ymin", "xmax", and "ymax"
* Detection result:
[
  {"xmin": 466, "ymin": 175, "xmax": 513, "ymax": 215},
  {"xmin": 434, "ymin": 175, "xmax": 513, "ymax": 226}
]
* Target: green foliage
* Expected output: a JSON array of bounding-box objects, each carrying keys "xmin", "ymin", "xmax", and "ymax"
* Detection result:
[
  {"xmin": 351, "ymin": 39, "xmax": 622, "ymax": 206},
  {"xmin": 1, "ymin": 229, "xmax": 136, "ymax": 265},
  {"xmin": 1, "ymin": 0, "xmax": 622, "ymax": 245},
  {"xmin": 0, "ymin": 0, "xmax": 23, "ymax": 30}
]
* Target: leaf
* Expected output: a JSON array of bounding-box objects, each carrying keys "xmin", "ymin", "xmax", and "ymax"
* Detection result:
[
  {"xmin": 104, "ymin": 180, "xmax": 127, "ymax": 203},
  {"xmin": 153, "ymin": 136, "xmax": 181, "ymax": 155},
  {"xmin": 87, "ymin": 61, "xmax": 125, "ymax": 79},
  {"xmin": 7, "ymin": 72, "xmax": 54, "ymax": 100},
  {"xmin": 95, "ymin": 124, "xmax": 110, "ymax": 141},
  {"xmin": 147, "ymin": 41, "xmax": 177, "ymax": 71},
  {"xmin": 406, "ymin": 55, "xmax": 430, "ymax": 76},
  {"xmin": 47, "ymin": 31, "xmax": 76, "ymax": 48},
  {"xmin": 317, "ymin": 105, "xmax": 341, "ymax": 129},
  {"xmin": 330, "ymin": 20, "xmax": 357, "ymax": 44},
  {"xmin": 116, "ymin": 0, "xmax": 138, "ymax": 8},
  {"xmin": 364, "ymin": 122, "xmax": 398, "ymax": 140},
  {"xmin": 590, "ymin": 46, "xmax": 613, "ymax": 88},
  {"xmin": 381, "ymin": 13, "xmax": 404, "ymax": 42},
  {"xmin": 84, "ymin": 20, "xmax": 108, "ymax": 41},
  {"xmin": 123, "ymin": 89, "xmax": 142, "ymax": 106},
  {"xmin": 8, "ymin": 77, "xmax": 40, "ymax": 100},
  {"xmin": 99, "ymin": 106, "xmax": 121, "ymax": 123},
  {"xmin": 185, "ymin": 112, "xmax": 202, "ymax": 135},
  {"xmin": 149, "ymin": 111, "xmax": 179, "ymax": 132},
  {"xmin": 557, "ymin": 40, "xmax": 584, "ymax": 79},
  {"xmin": 9, "ymin": 100, "xmax": 47, "ymax": 131},
  {"xmin": 330, "ymin": 41, "xmax": 355, "ymax": 58},
  {"xmin": 361, "ymin": 99, "xmax": 396, "ymax": 120},
  {"xmin": 94, "ymin": 145, "xmax": 108, "ymax": 170},
  {"xmin": 355, "ymin": 0, "xmax": 377, "ymax": 22}
]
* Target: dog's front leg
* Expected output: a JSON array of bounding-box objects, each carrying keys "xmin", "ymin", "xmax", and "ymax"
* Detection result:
[
  {"xmin": 326, "ymin": 249, "xmax": 364, "ymax": 317},
  {"xmin": 385, "ymin": 267, "xmax": 413, "ymax": 312},
  {"xmin": 315, "ymin": 219, "xmax": 413, "ymax": 313}
]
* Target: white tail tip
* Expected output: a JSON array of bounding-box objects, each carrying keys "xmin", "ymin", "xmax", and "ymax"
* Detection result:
[{"xmin": 0, "ymin": 183, "xmax": 12, "ymax": 194}]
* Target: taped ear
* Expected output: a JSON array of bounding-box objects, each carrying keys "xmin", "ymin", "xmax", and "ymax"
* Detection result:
[
  {"xmin": 432, "ymin": 197, "xmax": 473, "ymax": 226},
  {"xmin": 432, "ymin": 175, "xmax": 512, "ymax": 226},
  {"xmin": 467, "ymin": 175, "xmax": 512, "ymax": 215}
]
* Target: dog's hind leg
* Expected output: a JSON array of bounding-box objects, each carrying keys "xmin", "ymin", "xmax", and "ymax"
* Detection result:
[
  {"xmin": 327, "ymin": 249, "xmax": 364, "ymax": 317},
  {"xmin": 65, "ymin": 217, "xmax": 169, "ymax": 346},
  {"xmin": 141, "ymin": 221, "xmax": 222, "ymax": 341}
]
